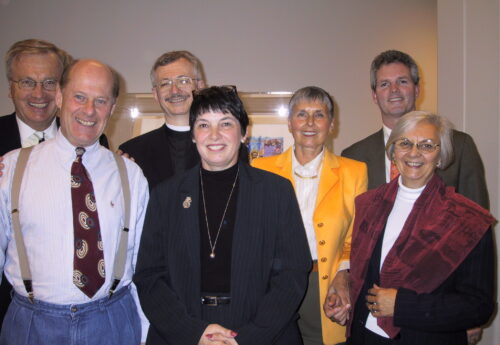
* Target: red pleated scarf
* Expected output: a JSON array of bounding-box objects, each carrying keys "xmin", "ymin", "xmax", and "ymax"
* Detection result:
[{"xmin": 348, "ymin": 174, "xmax": 495, "ymax": 338}]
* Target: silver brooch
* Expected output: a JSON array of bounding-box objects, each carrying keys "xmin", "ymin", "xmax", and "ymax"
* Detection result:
[{"xmin": 183, "ymin": 196, "xmax": 192, "ymax": 209}]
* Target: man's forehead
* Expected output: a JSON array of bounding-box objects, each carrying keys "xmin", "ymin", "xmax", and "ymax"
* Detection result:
[
  {"xmin": 154, "ymin": 58, "xmax": 195, "ymax": 79},
  {"xmin": 65, "ymin": 64, "xmax": 113, "ymax": 95},
  {"xmin": 12, "ymin": 52, "xmax": 61, "ymax": 72},
  {"xmin": 377, "ymin": 62, "xmax": 411, "ymax": 78}
]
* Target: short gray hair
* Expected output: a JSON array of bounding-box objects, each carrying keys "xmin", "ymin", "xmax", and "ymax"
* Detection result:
[
  {"xmin": 386, "ymin": 111, "xmax": 454, "ymax": 169},
  {"xmin": 288, "ymin": 86, "xmax": 334, "ymax": 119},
  {"xmin": 5, "ymin": 38, "xmax": 72, "ymax": 80},
  {"xmin": 149, "ymin": 50, "xmax": 205, "ymax": 86},
  {"xmin": 370, "ymin": 50, "xmax": 419, "ymax": 91}
]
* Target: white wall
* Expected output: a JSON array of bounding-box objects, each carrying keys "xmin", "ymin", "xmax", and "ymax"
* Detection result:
[
  {"xmin": 0, "ymin": 0, "xmax": 437, "ymax": 153},
  {"xmin": 438, "ymin": 0, "xmax": 499, "ymax": 344}
]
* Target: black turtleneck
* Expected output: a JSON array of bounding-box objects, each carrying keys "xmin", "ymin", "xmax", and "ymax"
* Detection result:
[{"xmin": 199, "ymin": 163, "xmax": 239, "ymax": 293}]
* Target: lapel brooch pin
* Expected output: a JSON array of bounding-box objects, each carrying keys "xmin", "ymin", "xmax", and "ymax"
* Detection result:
[{"xmin": 183, "ymin": 196, "xmax": 192, "ymax": 209}]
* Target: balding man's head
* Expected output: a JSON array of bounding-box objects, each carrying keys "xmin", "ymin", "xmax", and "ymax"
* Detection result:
[{"xmin": 56, "ymin": 59, "xmax": 118, "ymax": 147}]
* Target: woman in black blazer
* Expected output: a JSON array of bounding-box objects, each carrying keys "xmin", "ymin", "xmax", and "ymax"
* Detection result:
[{"xmin": 134, "ymin": 86, "xmax": 311, "ymax": 345}]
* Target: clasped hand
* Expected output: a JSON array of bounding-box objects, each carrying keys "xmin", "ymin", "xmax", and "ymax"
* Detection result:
[
  {"xmin": 365, "ymin": 284, "xmax": 397, "ymax": 317},
  {"xmin": 323, "ymin": 270, "xmax": 351, "ymax": 325},
  {"xmin": 199, "ymin": 324, "xmax": 239, "ymax": 345}
]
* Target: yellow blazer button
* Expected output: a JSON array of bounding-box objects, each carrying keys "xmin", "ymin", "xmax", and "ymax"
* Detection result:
[
  {"xmin": 321, "ymin": 257, "xmax": 327, "ymax": 262},
  {"xmin": 317, "ymin": 222, "xmax": 324, "ymax": 227},
  {"xmin": 322, "ymin": 275, "xmax": 329, "ymax": 280},
  {"xmin": 319, "ymin": 240, "xmax": 326, "ymax": 245}
]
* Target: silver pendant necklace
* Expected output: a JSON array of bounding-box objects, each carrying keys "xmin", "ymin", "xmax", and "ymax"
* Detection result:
[{"xmin": 200, "ymin": 166, "xmax": 239, "ymax": 259}]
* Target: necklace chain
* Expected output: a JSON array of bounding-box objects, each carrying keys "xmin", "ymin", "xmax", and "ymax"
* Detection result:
[
  {"xmin": 200, "ymin": 166, "xmax": 239, "ymax": 259},
  {"xmin": 293, "ymin": 171, "xmax": 318, "ymax": 179}
]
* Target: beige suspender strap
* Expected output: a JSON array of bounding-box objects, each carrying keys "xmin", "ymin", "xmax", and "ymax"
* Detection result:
[
  {"xmin": 11, "ymin": 149, "xmax": 131, "ymax": 300},
  {"xmin": 109, "ymin": 153, "xmax": 131, "ymax": 297},
  {"xmin": 11, "ymin": 146, "xmax": 35, "ymax": 303}
]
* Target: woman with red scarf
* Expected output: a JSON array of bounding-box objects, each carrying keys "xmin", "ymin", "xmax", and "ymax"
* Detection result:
[{"xmin": 326, "ymin": 111, "xmax": 495, "ymax": 345}]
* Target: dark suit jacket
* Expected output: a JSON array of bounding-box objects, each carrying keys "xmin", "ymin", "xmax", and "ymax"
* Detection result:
[
  {"xmin": 0, "ymin": 113, "xmax": 22, "ymax": 156},
  {"xmin": 0, "ymin": 112, "xmax": 109, "ymax": 156},
  {"xmin": 341, "ymin": 128, "xmax": 489, "ymax": 209},
  {"xmin": 118, "ymin": 126, "xmax": 199, "ymax": 190},
  {"xmin": 393, "ymin": 229, "xmax": 494, "ymax": 345},
  {"xmin": 134, "ymin": 162, "xmax": 311, "ymax": 345},
  {"xmin": 349, "ymin": 229, "xmax": 494, "ymax": 345}
]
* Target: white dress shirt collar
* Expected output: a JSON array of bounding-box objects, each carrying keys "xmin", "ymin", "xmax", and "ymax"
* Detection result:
[
  {"xmin": 382, "ymin": 124, "xmax": 392, "ymax": 145},
  {"xmin": 55, "ymin": 129, "xmax": 101, "ymax": 166},
  {"xmin": 17, "ymin": 115, "xmax": 58, "ymax": 147},
  {"xmin": 292, "ymin": 146, "xmax": 324, "ymax": 178}
]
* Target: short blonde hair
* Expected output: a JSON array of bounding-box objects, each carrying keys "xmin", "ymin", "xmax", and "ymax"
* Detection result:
[{"xmin": 5, "ymin": 39, "xmax": 72, "ymax": 80}]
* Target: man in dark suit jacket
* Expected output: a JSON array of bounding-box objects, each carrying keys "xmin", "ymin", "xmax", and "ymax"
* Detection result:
[
  {"xmin": 1, "ymin": 39, "xmax": 72, "ymax": 156},
  {"xmin": 340, "ymin": 50, "xmax": 489, "ymax": 345},
  {"xmin": 119, "ymin": 51, "xmax": 248, "ymax": 190},
  {"xmin": 342, "ymin": 50, "xmax": 489, "ymax": 209},
  {"xmin": 118, "ymin": 51, "xmax": 206, "ymax": 190},
  {"xmin": 0, "ymin": 39, "xmax": 109, "ymax": 157}
]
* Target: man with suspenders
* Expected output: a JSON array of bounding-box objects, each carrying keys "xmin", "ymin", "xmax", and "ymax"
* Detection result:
[{"xmin": 0, "ymin": 59, "xmax": 149, "ymax": 344}]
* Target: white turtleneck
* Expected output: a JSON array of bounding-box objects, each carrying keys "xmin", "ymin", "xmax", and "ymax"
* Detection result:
[{"xmin": 365, "ymin": 176, "xmax": 425, "ymax": 337}]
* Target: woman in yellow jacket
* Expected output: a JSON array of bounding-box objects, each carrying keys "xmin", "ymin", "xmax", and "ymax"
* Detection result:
[{"xmin": 252, "ymin": 86, "xmax": 367, "ymax": 345}]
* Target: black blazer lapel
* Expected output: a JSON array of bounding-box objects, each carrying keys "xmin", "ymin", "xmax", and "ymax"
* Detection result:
[
  {"xmin": 177, "ymin": 165, "xmax": 202, "ymax": 279},
  {"xmin": 230, "ymin": 163, "xmax": 263, "ymax": 308}
]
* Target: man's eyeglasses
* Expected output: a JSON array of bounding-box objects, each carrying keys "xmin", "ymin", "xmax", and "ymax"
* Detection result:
[
  {"xmin": 393, "ymin": 138, "xmax": 440, "ymax": 153},
  {"xmin": 10, "ymin": 78, "xmax": 58, "ymax": 91},
  {"xmin": 156, "ymin": 76, "xmax": 198, "ymax": 91}
]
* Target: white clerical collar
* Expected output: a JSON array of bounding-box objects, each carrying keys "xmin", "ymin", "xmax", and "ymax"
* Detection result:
[
  {"xmin": 165, "ymin": 123, "xmax": 190, "ymax": 132},
  {"xmin": 17, "ymin": 115, "xmax": 58, "ymax": 145}
]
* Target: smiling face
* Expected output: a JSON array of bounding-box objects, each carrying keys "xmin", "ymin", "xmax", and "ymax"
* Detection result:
[
  {"xmin": 56, "ymin": 60, "xmax": 115, "ymax": 148},
  {"xmin": 372, "ymin": 62, "xmax": 419, "ymax": 128},
  {"xmin": 8, "ymin": 53, "xmax": 62, "ymax": 131},
  {"xmin": 152, "ymin": 58, "xmax": 204, "ymax": 125},
  {"xmin": 393, "ymin": 121, "xmax": 440, "ymax": 189},
  {"xmin": 193, "ymin": 111, "xmax": 245, "ymax": 171},
  {"xmin": 288, "ymin": 99, "xmax": 333, "ymax": 163}
]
